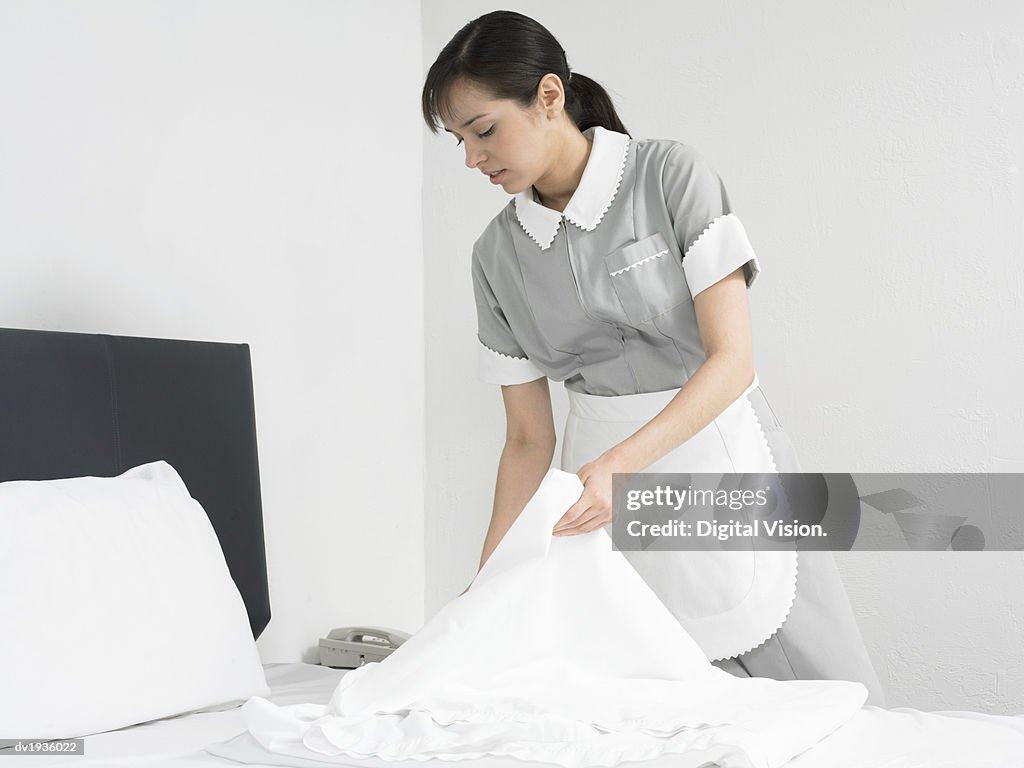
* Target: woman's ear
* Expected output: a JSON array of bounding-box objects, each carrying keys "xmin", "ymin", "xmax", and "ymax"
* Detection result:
[{"xmin": 536, "ymin": 72, "xmax": 566, "ymax": 115}]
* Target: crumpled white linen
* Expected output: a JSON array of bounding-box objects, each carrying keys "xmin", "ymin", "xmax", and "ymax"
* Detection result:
[{"xmin": 210, "ymin": 468, "xmax": 867, "ymax": 768}]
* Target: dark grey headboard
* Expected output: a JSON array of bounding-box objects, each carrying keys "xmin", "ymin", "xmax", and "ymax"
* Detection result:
[{"xmin": 0, "ymin": 327, "xmax": 271, "ymax": 639}]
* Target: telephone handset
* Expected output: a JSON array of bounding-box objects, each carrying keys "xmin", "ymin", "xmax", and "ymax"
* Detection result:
[{"xmin": 318, "ymin": 625, "xmax": 411, "ymax": 668}]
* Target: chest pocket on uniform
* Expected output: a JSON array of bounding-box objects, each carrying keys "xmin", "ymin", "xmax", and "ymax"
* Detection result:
[{"xmin": 604, "ymin": 232, "xmax": 688, "ymax": 326}]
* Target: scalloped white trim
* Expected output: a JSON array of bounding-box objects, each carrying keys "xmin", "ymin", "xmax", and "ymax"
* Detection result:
[
  {"xmin": 513, "ymin": 126, "xmax": 630, "ymax": 251},
  {"xmin": 477, "ymin": 340, "xmax": 545, "ymax": 385},
  {"xmin": 708, "ymin": 374, "xmax": 800, "ymax": 660},
  {"xmin": 678, "ymin": 373, "xmax": 799, "ymax": 662},
  {"xmin": 609, "ymin": 248, "xmax": 669, "ymax": 276},
  {"xmin": 684, "ymin": 212, "xmax": 734, "ymax": 258},
  {"xmin": 518, "ymin": 206, "xmax": 559, "ymax": 251},
  {"xmin": 681, "ymin": 212, "xmax": 762, "ymax": 298},
  {"xmin": 564, "ymin": 127, "xmax": 630, "ymax": 233},
  {"xmin": 721, "ymin": 550, "xmax": 800, "ymax": 660},
  {"xmin": 689, "ymin": 547, "xmax": 799, "ymax": 662},
  {"xmin": 743, "ymin": 375, "xmax": 777, "ymax": 473}
]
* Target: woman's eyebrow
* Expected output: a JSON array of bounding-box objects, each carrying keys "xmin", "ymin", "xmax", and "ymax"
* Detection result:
[{"xmin": 445, "ymin": 113, "xmax": 490, "ymax": 132}]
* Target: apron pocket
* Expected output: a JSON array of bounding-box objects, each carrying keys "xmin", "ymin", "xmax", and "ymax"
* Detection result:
[{"xmin": 604, "ymin": 232, "xmax": 689, "ymax": 325}]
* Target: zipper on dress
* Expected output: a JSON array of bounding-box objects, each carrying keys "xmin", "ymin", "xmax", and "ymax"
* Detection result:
[
  {"xmin": 563, "ymin": 218, "xmax": 641, "ymax": 393},
  {"xmin": 564, "ymin": 219, "xmax": 610, "ymax": 325},
  {"xmin": 618, "ymin": 326, "xmax": 640, "ymax": 392},
  {"xmin": 563, "ymin": 218, "xmax": 597, "ymax": 322}
]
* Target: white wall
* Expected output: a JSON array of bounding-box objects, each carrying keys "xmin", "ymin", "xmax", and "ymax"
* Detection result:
[
  {"xmin": 0, "ymin": 0, "xmax": 425, "ymax": 664},
  {"xmin": 422, "ymin": 0, "xmax": 1024, "ymax": 713}
]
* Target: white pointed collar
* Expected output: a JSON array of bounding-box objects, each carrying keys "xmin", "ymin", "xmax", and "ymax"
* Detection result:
[{"xmin": 513, "ymin": 125, "xmax": 630, "ymax": 251}]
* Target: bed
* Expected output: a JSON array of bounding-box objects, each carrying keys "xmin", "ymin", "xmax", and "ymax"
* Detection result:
[
  {"xmin": 2, "ymin": 326, "xmax": 1023, "ymax": 768},
  {"xmin": 3, "ymin": 663, "xmax": 1024, "ymax": 768}
]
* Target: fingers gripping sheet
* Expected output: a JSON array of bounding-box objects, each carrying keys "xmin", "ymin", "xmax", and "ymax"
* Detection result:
[{"xmin": 208, "ymin": 468, "xmax": 867, "ymax": 768}]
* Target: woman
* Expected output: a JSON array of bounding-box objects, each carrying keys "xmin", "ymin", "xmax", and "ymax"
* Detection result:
[{"xmin": 422, "ymin": 10, "xmax": 886, "ymax": 707}]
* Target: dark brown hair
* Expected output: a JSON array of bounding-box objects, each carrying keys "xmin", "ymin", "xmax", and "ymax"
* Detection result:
[{"xmin": 422, "ymin": 10, "xmax": 629, "ymax": 137}]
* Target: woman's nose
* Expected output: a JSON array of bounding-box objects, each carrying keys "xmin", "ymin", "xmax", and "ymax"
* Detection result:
[{"xmin": 464, "ymin": 146, "xmax": 485, "ymax": 170}]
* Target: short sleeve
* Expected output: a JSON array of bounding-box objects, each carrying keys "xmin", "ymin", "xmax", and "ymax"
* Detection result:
[
  {"xmin": 471, "ymin": 249, "xmax": 545, "ymax": 386},
  {"xmin": 661, "ymin": 143, "xmax": 761, "ymax": 299}
]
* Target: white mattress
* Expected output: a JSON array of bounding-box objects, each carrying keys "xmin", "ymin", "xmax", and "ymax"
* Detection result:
[{"xmin": 4, "ymin": 662, "xmax": 1024, "ymax": 767}]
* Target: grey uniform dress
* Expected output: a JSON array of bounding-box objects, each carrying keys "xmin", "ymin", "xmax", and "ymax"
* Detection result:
[{"xmin": 471, "ymin": 125, "xmax": 886, "ymax": 707}]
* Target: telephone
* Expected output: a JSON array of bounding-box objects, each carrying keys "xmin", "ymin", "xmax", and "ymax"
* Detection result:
[{"xmin": 318, "ymin": 626, "xmax": 411, "ymax": 668}]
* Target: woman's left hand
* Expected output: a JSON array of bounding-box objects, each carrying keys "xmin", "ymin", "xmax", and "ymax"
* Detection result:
[{"xmin": 552, "ymin": 456, "xmax": 622, "ymax": 536}]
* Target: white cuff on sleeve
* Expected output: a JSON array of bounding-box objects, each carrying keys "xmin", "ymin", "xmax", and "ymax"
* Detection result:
[
  {"xmin": 477, "ymin": 341, "xmax": 545, "ymax": 385},
  {"xmin": 682, "ymin": 213, "xmax": 762, "ymax": 298}
]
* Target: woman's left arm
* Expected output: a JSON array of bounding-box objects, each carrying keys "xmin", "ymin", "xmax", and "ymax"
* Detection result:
[{"xmin": 552, "ymin": 267, "xmax": 755, "ymax": 535}]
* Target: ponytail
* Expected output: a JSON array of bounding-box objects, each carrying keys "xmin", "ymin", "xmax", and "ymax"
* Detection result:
[{"xmin": 564, "ymin": 71, "xmax": 629, "ymax": 135}]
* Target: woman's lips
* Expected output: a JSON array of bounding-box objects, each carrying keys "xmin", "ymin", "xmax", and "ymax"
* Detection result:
[{"xmin": 489, "ymin": 169, "xmax": 507, "ymax": 184}]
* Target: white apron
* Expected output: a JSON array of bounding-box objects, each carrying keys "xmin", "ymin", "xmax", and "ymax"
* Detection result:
[{"xmin": 560, "ymin": 374, "xmax": 799, "ymax": 662}]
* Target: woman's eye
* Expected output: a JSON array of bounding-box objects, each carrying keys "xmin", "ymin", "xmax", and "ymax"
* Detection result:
[{"xmin": 454, "ymin": 126, "xmax": 493, "ymax": 147}]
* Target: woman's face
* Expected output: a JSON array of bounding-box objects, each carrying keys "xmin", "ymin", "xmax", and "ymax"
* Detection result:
[{"xmin": 441, "ymin": 78, "xmax": 554, "ymax": 195}]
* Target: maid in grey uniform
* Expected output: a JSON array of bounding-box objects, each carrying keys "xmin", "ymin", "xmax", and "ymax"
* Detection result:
[{"xmin": 423, "ymin": 10, "xmax": 886, "ymax": 707}]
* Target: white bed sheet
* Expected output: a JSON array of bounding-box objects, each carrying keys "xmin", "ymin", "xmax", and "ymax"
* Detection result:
[
  {"xmin": 6, "ymin": 472, "xmax": 1024, "ymax": 767},
  {"xmin": 0, "ymin": 663, "xmax": 345, "ymax": 767},
  {"xmin": 213, "ymin": 706, "xmax": 1024, "ymax": 768},
  {"xmin": 3, "ymin": 662, "xmax": 1024, "ymax": 767}
]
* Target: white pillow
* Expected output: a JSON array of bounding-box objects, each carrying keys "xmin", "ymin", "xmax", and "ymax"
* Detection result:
[{"xmin": 0, "ymin": 460, "xmax": 270, "ymax": 739}]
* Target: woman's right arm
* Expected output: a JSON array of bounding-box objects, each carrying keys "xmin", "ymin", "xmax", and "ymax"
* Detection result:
[{"xmin": 475, "ymin": 375, "xmax": 557, "ymax": 573}]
